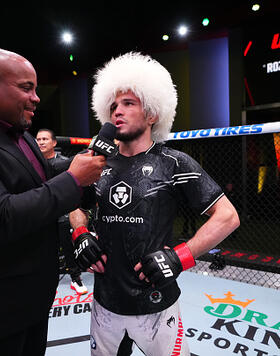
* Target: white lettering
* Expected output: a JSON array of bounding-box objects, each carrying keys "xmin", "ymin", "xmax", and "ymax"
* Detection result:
[
  {"xmin": 266, "ymin": 61, "xmax": 280, "ymax": 73},
  {"xmin": 154, "ymin": 255, "xmax": 174, "ymax": 278},
  {"xmin": 95, "ymin": 140, "xmax": 115, "ymax": 153},
  {"xmin": 74, "ymin": 239, "xmax": 89, "ymax": 258},
  {"xmin": 102, "ymin": 215, "xmax": 144, "ymax": 224}
]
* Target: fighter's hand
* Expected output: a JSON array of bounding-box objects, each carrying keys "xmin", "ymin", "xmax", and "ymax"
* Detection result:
[
  {"xmin": 135, "ymin": 243, "xmax": 195, "ymax": 289},
  {"xmin": 72, "ymin": 226, "xmax": 106, "ymax": 272},
  {"xmin": 87, "ymin": 256, "xmax": 107, "ymax": 274},
  {"xmin": 68, "ymin": 151, "xmax": 106, "ymax": 186}
]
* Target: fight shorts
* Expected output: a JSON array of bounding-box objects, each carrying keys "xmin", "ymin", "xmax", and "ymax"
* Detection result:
[{"xmin": 90, "ymin": 299, "xmax": 190, "ymax": 356}]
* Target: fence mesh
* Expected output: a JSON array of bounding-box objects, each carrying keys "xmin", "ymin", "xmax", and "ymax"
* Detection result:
[{"xmin": 57, "ymin": 129, "xmax": 280, "ymax": 289}]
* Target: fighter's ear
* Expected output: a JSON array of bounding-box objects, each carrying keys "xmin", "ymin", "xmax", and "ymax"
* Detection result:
[{"xmin": 147, "ymin": 115, "xmax": 158, "ymax": 126}]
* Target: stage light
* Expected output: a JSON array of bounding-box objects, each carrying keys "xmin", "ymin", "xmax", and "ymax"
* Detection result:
[
  {"xmin": 69, "ymin": 54, "xmax": 74, "ymax": 61},
  {"xmin": 177, "ymin": 25, "xmax": 188, "ymax": 36},
  {"xmin": 252, "ymin": 4, "xmax": 260, "ymax": 11},
  {"xmin": 202, "ymin": 18, "xmax": 210, "ymax": 26},
  {"xmin": 162, "ymin": 34, "xmax": 169, "ymax": 41},
  {"xmin": 62, "ymin": 31, "xmax": 73, "ymax": 44}
]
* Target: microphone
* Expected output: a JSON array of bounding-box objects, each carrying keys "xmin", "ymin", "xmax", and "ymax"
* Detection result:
[{"xmin": 88, "ymin": 122, "xmax": 118, "ymax": 157}]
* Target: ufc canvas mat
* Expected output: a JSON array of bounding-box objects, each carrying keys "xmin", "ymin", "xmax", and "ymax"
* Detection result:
[{"xmin": 46, "ymin": 271, "xmax": 280, "ymax": 356}]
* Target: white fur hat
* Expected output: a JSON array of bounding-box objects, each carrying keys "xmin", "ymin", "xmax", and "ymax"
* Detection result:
[{"xmin": 92, "ymin": 52, "xmax": 177, "ymax": 142}]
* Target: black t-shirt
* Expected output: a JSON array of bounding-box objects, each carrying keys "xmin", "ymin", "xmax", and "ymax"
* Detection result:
[
  {"xmin": 48, "ymin": 153, "xmax": 69, "ymax": 165},
  {"xmin": 82, "ymin": 143, "xmax": 224, "ymax": 315}
]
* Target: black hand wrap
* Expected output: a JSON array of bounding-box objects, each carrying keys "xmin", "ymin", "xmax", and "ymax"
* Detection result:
[
  {"xmin": 140, "ymin": 249, "xmax": 183, "ymax": 289},
  {"xmin": 72, "ymin": 226, "xmax": 104, "ymax": 271}
]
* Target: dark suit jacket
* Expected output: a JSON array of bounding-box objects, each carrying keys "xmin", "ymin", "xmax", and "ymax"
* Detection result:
[{"xmin": 0, "ymin": 130, "xmax": 81, "ymax": 338}]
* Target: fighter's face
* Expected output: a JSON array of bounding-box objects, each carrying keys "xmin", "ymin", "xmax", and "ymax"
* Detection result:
[
  {"xmin": 110, "ymin": 91, "xmax": 154, "ymax": 142},
  {"xmin": 0, "ymin": 60, "xmax": 40, "ymax": 130}
]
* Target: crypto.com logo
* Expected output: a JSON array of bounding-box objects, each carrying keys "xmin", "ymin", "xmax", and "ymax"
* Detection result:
[{"xmin": 109, "ymin": 181, "xmax": 132, "ymax": 209}]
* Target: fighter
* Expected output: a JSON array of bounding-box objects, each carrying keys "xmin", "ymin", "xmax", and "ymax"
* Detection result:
[{"xmin": 69, "ymin": 52, "xmax": 240, "ymax": 356}]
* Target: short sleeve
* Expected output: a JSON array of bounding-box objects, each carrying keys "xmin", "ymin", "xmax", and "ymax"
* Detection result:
[{"xmin": 173, "ymin": 151, "xmax": 224, "ymax": 214}]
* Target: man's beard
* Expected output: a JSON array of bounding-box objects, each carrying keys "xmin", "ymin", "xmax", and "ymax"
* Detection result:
[
  {"xmin": 18, "ymin": 115, "xmax": 32, "ymax": 130},
  {"xmin": 115, "ymin": 126, "xmax": 146, "ymax": 142}
]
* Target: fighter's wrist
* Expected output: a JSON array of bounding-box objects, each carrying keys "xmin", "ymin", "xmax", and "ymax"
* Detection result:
[
  {"xmin": 72, "ymin": 226, "xmax": 89, "ymax": 241},
  {"xmin": 174, "ymin": 243, "xmax": 196, "ymax": 271}
]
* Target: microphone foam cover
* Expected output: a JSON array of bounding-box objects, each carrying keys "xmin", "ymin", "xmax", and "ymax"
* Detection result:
[{"xmin": 99, "ymin": 122, "xmax": 116, "ymax": 141}]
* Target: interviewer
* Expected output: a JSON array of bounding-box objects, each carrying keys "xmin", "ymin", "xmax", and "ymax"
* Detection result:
[{"xmin": 0, "ymin": 48, "xmax": 106, "ymax": 356}]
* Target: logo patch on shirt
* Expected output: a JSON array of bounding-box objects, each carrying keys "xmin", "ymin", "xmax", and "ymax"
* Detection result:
[
  {"xmin": 142, "ymin": 165, "xmax": 153, "ymax": 176},
  {"xmin": 149, "ymin": 290, "xmax": 162, "ymax": 303},
  {"xmin": 109, "ymin": 181, "xmax": 132, "ymax": 209},
  {"xmin": 101, "ymin": 168, "xmax": 112, "ymax": 176}
]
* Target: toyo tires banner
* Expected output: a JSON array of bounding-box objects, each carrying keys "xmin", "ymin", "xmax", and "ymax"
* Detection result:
[{"xmin": 168, "ymin": 122, "xmax": 280, "ymax": 141}]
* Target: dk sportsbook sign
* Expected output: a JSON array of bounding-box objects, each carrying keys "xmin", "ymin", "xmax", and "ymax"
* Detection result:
[{"xmin": 179, "ymin": 272, "xmax": 280, "ymax": 356}]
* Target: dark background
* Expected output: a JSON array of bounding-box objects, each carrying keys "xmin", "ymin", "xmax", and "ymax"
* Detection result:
[
  {"xmin": 2, "ymin": 1, "xmax": 279, "ymax": 82},
  {"xmin": 1, "ymin": 1, "xmax": 280, "ymax": 136}
]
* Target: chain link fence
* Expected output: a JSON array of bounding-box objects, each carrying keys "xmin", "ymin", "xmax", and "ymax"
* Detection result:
[{"xmin": 57, "ymin": 126, "xmax": 280, "ymax": 290}]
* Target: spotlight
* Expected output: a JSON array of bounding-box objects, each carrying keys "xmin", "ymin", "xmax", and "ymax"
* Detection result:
[
  {"xmin": 61, "ymin": 31, "xmax": 73, "ymax": 44},
  {"xmin": 177, "ymin": 25, "xmax": 188, "ymax": 36},
  {"xmin": 252, "ymin": 3, "xmax": 260, "ymax": 11},
  {"xmin": 202, "ymin": 18, "xmax": 210, "ymax": 26}
]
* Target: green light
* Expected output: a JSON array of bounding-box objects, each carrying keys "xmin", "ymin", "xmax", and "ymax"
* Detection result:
[
  {"xmin": 202, "ymin": 18, "xmax": 210, "ymax": 26},
  {"xmin": 69, "ymin": 54, "xmax": 74, "ymax": 62}
]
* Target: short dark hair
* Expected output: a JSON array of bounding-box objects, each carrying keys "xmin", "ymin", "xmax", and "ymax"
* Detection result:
[{"xmin": 37, "ymin": 128, "xmax": 56, "ymax": 141}]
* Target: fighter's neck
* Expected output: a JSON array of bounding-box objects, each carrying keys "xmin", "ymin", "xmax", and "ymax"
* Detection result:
[{"xmin": 119, "ymin": 138, "xmax": 154, "ymax": 157}]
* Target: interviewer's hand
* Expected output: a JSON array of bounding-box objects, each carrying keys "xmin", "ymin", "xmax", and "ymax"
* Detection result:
[{"xmin": 68, "ymin": 151, "xmax": 106, "ymax": 186}]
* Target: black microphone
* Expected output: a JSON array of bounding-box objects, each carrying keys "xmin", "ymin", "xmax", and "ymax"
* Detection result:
[{"xmin": 88, "ymin": 122, "xmax": 118, "ymax": 157}]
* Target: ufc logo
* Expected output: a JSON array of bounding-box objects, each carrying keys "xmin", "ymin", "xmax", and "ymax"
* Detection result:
[
  {"xmin": 74, "ymin": 239, "xmax": 89, "ymax": 259},
  {"xmin": 101, "ymin": 168, "xmax": 112, "ymax": 176},
  {"xmin": 154, "ymin": 255, "xmax": 174, "ymax": 278},
  {"xmin": 95, "ymin": 139, "xmax": 115, "ymax": 153}
]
